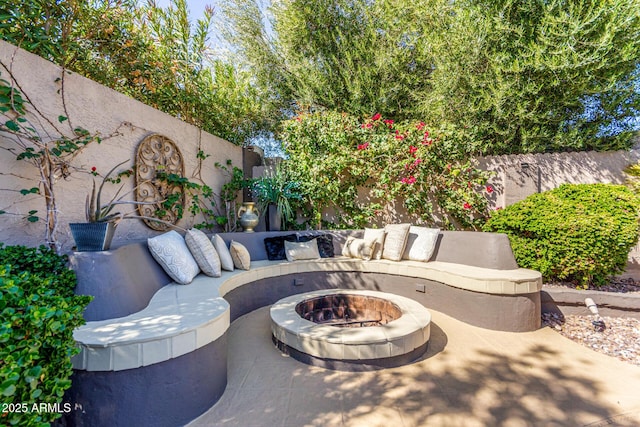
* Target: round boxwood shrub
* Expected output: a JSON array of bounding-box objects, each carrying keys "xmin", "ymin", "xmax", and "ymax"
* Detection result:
[
  {"xmin": 0, "ymin": 245, "xmax": 91, "ymax": 426},
  {"xmin": 484, "ymin": 184, "xmax": 640, "ymax": 288}
]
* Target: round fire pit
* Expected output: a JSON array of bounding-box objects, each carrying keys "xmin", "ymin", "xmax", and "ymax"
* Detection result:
[
  {"xmin": 270, "ymin": 289, "xmax": 431, "ymax": 371},
  {"xmin": 296, "ymin": 293, "xmax": 402, "ymax": 327}
]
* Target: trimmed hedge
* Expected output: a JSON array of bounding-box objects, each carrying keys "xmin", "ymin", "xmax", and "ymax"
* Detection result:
[
  {"xmin": 484, "ymin": 184, "xmax": 640, "ymax": 288},
  {"xmin": 0, "ymin": 245, "xmax": 91, "ymax": 426}
]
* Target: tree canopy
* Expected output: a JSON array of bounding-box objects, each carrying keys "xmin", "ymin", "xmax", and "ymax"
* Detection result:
[
  {"xmin": 222, "ymin": 0, "xmax": 640, "ymax": 154},
  {"xmin": 2, "ymin": 0, "xmax": 639, "ymax": 153},
  {"xmin": 426, "ymin": 0, "xmax": 640, "ymax": 154},
  {"xmin": 0, "ymin": 0, "xmax": 268, "ymax": 145},
  {"xmin": 220, "ymin": 0, "xmax": 439, "ymax": 121}
]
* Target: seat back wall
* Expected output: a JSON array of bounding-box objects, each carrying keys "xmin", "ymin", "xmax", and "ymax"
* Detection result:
[{"xmin": 70, "ymin": 242, "xmax": 172, "ymax": 321}]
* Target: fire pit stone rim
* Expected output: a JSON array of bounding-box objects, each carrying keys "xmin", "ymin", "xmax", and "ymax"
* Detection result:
[{"xmin": 270, "ymin": 289, "xmax": 431, "ymax": 361}]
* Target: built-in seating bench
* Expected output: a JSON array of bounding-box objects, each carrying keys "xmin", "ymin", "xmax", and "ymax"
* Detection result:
[{"xmin": 63, "ymin": 230, "xmax": 542, "ymax": 427}]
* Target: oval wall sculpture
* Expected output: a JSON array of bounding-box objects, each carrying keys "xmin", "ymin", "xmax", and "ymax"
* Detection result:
[{"xmin": 135, "ymin": 134, "xmax": 185, "ymax": 231}]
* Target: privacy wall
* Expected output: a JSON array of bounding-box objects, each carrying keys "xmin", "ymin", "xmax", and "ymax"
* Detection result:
[
  {"xmin": 479, "ymin": 145, "xmax": 640, "ymax": 208},
  {"xmin": 0, "ymin": 40, "xmax": 242, "ymax": 251}
]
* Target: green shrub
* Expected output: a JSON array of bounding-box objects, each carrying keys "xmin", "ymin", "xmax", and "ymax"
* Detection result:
[
  {"xmin": 0, "ymin": 245, "xmax": 91, "ymax": 426},
  {"xmin": 484, "ymin": 184, "xmax": 640, "ymax": 288}
]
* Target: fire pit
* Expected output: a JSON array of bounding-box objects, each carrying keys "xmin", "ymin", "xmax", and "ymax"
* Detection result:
[
  {"xmin": 296, "ymin": 293, "xmax": 402, "ymax": 327},
  {"xmin": 270, "ymin": 289, "xmax": 431, "ymax": 371}
]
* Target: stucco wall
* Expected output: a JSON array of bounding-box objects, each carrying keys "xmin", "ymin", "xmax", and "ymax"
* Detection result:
[
  {"xmin": 478, "ymin": 143, "xmax": 640, "ymax": 208},
  {"xmin": 0, "ymin": 40, "xmax": 242, "ymax": 251}
]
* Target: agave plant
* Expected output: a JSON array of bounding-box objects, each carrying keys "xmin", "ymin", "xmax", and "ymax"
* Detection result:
[{"xmin": 85, "ymin": 160, "xmax": 149, "ymax": 223}]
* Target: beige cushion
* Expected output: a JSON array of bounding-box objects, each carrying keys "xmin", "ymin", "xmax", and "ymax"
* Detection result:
[
  {"xmin": 402, "ymin": 226, "xmax": 440, "ymax": 262},
  {"xmin": 212, "ymin": 234, "xmax": 234, "ymax": 271},
  {"xmin": 185, "ymin": 228, "xmax": 221, "ymax": 277},
  {"xmin": 147, "ymin": 230, "xmax": 200, "ymax": 285},
  {"xmin": 342, "ymin": 236, "xmax": 377, "ymax": 261},
  {"xmin": 229, "ymin": 241, "xmax": 251, "ymax": 270},
  {"xmin": 285, "ymin": 239, "xmax": 321, "ymax": 262},
  {"xmin": 382, "ymin": 223, "xmax": 411, "ymax": 261},
  {"xmin": 363, "ymin": 228, "xmax": 386, "ymax": 260}
]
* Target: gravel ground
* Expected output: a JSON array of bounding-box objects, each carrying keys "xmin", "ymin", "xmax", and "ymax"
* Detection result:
[
  {"xmin": 542, "ymin": 312, "xmax": 640, "ymax": 366},
  {"xmin": 544, "ymin": 277, "xmax": 640, "ymax": 293},
  {"xmin": 542, "ymin": 277, "xmax": 640, "ymax": 366}
]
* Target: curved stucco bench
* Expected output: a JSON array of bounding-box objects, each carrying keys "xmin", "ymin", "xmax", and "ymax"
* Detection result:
[
  {"xmin": 71, "ymin": 257, "xmax": 541, "ymax": 371},
  {"xmin": 64, "ymin": 230, "xmax": 542, "ymax": 427}
]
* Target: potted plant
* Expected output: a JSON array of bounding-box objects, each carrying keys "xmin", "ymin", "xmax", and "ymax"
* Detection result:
[
  {"xmin": 252, "ymin": 165, "xmax": 303, "ymax": 231},
  {"xmin": 69, "ymin": 160, "xmax": 159, "ymax": 251}
]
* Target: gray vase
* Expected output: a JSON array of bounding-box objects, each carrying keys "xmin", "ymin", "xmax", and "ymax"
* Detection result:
[{"xmin": 267, "ymin": 204, "xmax": 282, "ymax": 231}]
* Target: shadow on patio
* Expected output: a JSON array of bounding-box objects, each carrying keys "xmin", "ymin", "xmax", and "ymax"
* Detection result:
[{"xmin": 189, "ymin": 307, "xmax": 640, "ymax": 427}]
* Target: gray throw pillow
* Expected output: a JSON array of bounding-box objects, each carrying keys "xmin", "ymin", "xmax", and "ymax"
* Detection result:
[
  {"xmin": 212, "ymin": 234, "xmax": 235, "ymax": 271},
  {"xmin": 185, "ymin": 228, "xmax": 221, "ymax": 277}
]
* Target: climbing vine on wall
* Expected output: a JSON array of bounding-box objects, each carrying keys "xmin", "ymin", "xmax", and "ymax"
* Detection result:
[{"xmin": 0, "ymin": 67, "xmax": 109, "ymax": 251}]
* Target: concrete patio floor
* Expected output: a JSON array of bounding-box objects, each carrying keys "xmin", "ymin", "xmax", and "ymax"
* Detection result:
[{"xmin": 188, "ymin": 306, "xmax": 640, "ymax": 427}]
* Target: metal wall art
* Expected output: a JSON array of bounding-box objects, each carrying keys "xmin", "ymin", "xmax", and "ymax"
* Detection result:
[{"xmin": 135, "ymin": 134, "xmax": 185, "ymax": 230}]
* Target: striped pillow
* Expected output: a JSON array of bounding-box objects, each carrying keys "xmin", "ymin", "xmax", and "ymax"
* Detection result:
[{"xmin": 185, "ymin": 228, "xmax": 221, "ymax": 277}]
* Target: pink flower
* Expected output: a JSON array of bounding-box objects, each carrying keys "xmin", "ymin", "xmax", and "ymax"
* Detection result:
[
  {"xmin": 357, "ymin": 142, "xmax": 370, "ymax": 150},
  {"xmin": 361, "ymin": 122, "xmax": 373, "ymax": 129},
  {"xmin": 416, "ymin": 121, "xmax": 425, "ymax": 130},
  {"xmin": 383, "ymin": 119, "xmax": 394, "ymax": 128},
  {"xmin": 486, "ymin": 185, "xmax": 494, "ymax": 194},
  {"xmin": 371, "ymin": 113, "xmax": 381, "ymax": 121},
  {"xmin": 401, "ymin": 176, "xmax": 417, "ymax": 185},
  {"xmin": 409, "ymin": 145, "xmax": 418, "ymax": 155},
  {"xmin": 463, "ymin": 202, "xmax": 472, "ymax": 210},
  {"xmin": 422, "ymin": 131, "xmax": 432, "ymax": 145},
  {"xmin": 413, "ymin": 158, "xmax": 422, "ymax": 166}
]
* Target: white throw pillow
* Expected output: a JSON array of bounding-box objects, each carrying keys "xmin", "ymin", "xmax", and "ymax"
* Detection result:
[
  {"xmin": 285, "ymin": 239, "xmax": 321, "ymax": 261},
  {"xmin": 402, "ymin": 226, "xmax": 440, "ymax": 262},
  {"xmin": 363, "ymin": 228, "xmax": 386, "ymax": 260},
  {"xmin": 230, "ymin": 241, "xmax": 251, "ymax": 270},
  {"xmin": 185, "ymin": 228, "xmax": 221, "ymax": 277},
  {"xmin": 148, "ymin": 230, "xmax": 200, "ymax": 285},
  {"xmin": 382, "ymin": 223, "xmax": 411, "ymax": 261},
  {"xmin": 342, "ymin": 236, "xmax": 377, "ymax": 261},
  {"xmin": 211, "ymin": 234, "xmax": 235, "ymax": 271}
]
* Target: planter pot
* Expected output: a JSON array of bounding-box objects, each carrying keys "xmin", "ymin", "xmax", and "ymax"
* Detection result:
[
  {"xmin": 267, "ymin": 204, "xmax": 282, "ymax": 232},
  {"xmin": 70, "ymin": 222, "xmax": 116, "ymax": 252}
]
